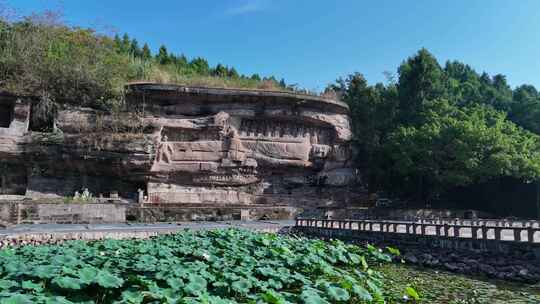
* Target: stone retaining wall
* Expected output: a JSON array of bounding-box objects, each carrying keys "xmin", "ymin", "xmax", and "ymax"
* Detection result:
[
  {"xmin": 0, "ymin": 202, "xmax": 126, "ymax": 224},
  {"xmin": 0, "ymin": 225, "xmax": 284, "ymax": 249},
  {"xmin": 127, "ymin": 205, "xmax": 299, "ymax": 222},
  {"xmin": 293, "ymin": 226, "xmax": 540, "ymax": 282}
]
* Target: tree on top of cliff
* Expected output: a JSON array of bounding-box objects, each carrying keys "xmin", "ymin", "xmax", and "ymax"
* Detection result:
[{"xmin": 0, "ymin": 8, "xmax": 295, "ymax": 110}]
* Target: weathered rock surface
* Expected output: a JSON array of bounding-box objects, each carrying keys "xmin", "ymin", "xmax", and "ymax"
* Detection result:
[{"xmin": 0, "ymin": 85, "xmax": 360, "ymax": 220}]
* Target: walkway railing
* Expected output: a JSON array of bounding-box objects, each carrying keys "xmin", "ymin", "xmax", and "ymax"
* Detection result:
[{"xmin": 295, "ymin": 218, "xmax": 540, "ymax": 243}]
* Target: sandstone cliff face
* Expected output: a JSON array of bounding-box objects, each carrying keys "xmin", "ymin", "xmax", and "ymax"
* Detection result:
[{"xmin": 0, "ymin": 85, "xmax": 359, "ymax": 219}]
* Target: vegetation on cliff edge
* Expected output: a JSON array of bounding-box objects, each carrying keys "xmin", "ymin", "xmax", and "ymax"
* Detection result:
[{"xmin": 0, "ymin": 10, "xmax": 293, "ymax": 111}]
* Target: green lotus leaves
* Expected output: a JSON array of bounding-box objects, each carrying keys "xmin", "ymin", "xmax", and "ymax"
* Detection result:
[
  {"xmin": 184, "ymin": 275, "xmax": 207, "ymax": 296},
  {"xmin": 96, "ymin": 270, "xmax": 124, "ymax": 288},
  {"xmin": 166, "ymin": 277, "xmax": 185, "ymax": 290},
  {"xmin": 33, "ymin": 265, "xmax": 58, "ymax": 279},
  {"xmin": 352, "ymin": 284, "xmax": 373, "ymax": 301},
  {"xmin": 299, "ymin": 288, "xmax": 329, "ymax": 304},
  {"xmin": 231, "ymin": 278, "xmax": 252, "ymax": 295},
  {"xmin": 77, "ymin": 267, "xmax": 98, "ymax": 284},
  {"xmin": 0, "ymin": 281, "xmax": 18, "ymax": 290},
  {"xmin": 0, "ymin": 229, "xmax": 393, "ymax": 303},
  {"xmin": 0, "ymin": 294, "xmax": 33, "ymax": 304},
  {"xmin": 20, "ymin": 281, "xmax": 43, "ymax": 292},
  {"xmin": 406, "ymin": 286, "xmax": 420, "ymax": 301},
  {"xmin": 52, "ymin": 277, "xmax": 82, "ymax": 290},
  {"xmin": 326, "ymin": 286, "xmax": 350, "ymax": 302}
]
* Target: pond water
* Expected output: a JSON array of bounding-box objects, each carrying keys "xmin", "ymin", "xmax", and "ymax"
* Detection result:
[{"xmin": 377, "ymin": 263, "xmax": 540, "ymax": 303}]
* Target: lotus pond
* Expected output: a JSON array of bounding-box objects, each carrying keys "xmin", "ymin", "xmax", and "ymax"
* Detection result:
[
  {"xmin": 0, "ymin": 229, "xmax": 537, "ymax": 303},
  {"xmin": 377, "ymin": 263, "xmax": 540, "ymax": 304},
  {"xmin": 0, "ymin": 229, "xmax": 407, "ymax": 303}
]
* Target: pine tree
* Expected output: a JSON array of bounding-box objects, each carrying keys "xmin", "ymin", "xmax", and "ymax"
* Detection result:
[
  {"xmin": 130, "ymin": 39, "xmax": 141, "ymax": 57},
  {"xmin": 141, "ymin": 43, "xmax": 152, "ymax": 60},
  {"xmin": 190, "ymin": 57, "xmax": 210, "ymax": 75},
  {"xmin": 227, "ymin": 67, "xmax": 239, "ymax": 78},
  {"xmin": 213, "ymin": 63, "xmax": 227, "ymax": 77},
  {"xmin": 176, "ymin": 54, "xmax": 188, "ymax": 68},
  {"xmin": 113, "ymin": 34, "xmax": 122, "ymax": 51},
  {"xmin": 156, "ymin": 45, "xmax": 169, "ymax": 65},
  {"xmin": 121, "ymin": 33, "xmax": 131, "ymax": 53}
]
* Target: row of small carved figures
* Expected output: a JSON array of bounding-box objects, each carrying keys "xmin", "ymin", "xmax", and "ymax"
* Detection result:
[
  {"xmin": 295, "ymin": 218, "xmax": 540, "ymax": 242},
  {"xmin": 240, "ymin": 120, "xmax": 332, "ymax": 141}
]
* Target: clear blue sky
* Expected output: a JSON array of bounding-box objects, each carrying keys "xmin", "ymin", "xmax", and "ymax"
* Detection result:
[{"xmin": 5, "ymin": 0, "xmax": 540, "ymax": 91}]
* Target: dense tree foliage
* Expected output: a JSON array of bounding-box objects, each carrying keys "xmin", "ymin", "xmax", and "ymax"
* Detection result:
[
  {"xmin": 335, "ymin": 49, "xmax": 540, "ymax": 206},
  {"xmin": 0, "ymin": 13, "xmax": 290, "ymax": 110},
  {"xmin": 0, "ymin": 17, "xmax": 130, "ymax": 108}
]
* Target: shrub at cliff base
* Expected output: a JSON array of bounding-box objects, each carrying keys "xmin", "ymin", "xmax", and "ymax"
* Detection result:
[{"xmin": 0, "ymin": 229, "xmax": 409, "ymax": 304}]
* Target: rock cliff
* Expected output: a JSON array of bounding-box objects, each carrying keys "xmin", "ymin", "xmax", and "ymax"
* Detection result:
[{"xmin": 0, "ymin": 84, "xmax": 361, "ymax": 220}]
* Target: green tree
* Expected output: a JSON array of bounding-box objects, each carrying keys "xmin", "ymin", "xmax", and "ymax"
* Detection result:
[
  {"xmin": 397, "ymin": 48, "xmax": 448, "ymax": 125},
  {"xmin": 190, "ymin": 57, "xmax": 210, "ymax": 75},
  {"xmin": 129, "ymin": 38, "xmax": 141, "ymax": 57},
  {"xmin": 331, "ymin": 73, "xmax": 398, "ymax": 190},
  {"xmin": 227, "ymin": 67, "xmax": 239, "ymax": 78},
  {"xmin": 141, "ymin": 43, "xmax": 151, "ymax": 60},
  {"xmin": 175, "ymin": 54, "xmax": 188, "ymax": 69},
  {"xmin": 121, "ymin": 33, "xmax": 130, "ymax": 53},
  {"xmin": 509, "ymin": 85, "xmax": 540, "ymax": 133},
  {"xmin": 113, "ymin": 34, "xmax": 122, "ymax": 51},
  {"xmin": 156, "ymin": 45, "xmax": 170, "ymax": 65},
  {"xmin": 384, "ymin": 101, "xmax": 540, "ymax": 200},
  {"xmin": 250, "ymin": 74, "xmax": 261, "ymax": 81},
  {"xmin": 213, "ymin": 63, "xmax": 228, "ymax": 77}
]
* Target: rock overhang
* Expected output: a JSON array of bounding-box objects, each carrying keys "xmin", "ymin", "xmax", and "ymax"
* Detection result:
[{"xmin": 125, "ymin": 83, "xmax": 349, "ymax": 114}]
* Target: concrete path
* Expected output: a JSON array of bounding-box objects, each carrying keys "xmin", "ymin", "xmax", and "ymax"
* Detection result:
[{"xmin": 0, "ymin": 220, "xmax": 295, "ymax": 238}]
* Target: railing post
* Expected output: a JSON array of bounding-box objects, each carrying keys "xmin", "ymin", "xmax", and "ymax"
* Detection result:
[
  {"xmin": 481, "ymin": 226, "xmax": 488, "ymax": 240},
  {"xmin": 471, "ymin": 227, "xmax": 478, "ymax": 239},
  {"xmin": 514, "ymin": 229, "xmax": 521, "ymax": 242},
  {"xmin": 527, "ymin": 228, "xmax": 534, "ymax": 243},
  {"xmin": 420, "ymin": 223, "xmax": 426, "ymax": 235},
  {"xmin": 453, "ymin": 226, "xmax": 460, "ymax": 237},
  {"xmin": 494, "ymin": 227, "xmax": 502, "ymax": 240},
  {"xmin": 443, "ymin": 224, "xmax": 449, "ymax": 237}
]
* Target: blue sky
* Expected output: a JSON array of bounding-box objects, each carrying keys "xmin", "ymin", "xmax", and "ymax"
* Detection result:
[{"xmin": 5, "ymin": 0, "xmax": 540, "ymax": 91}]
